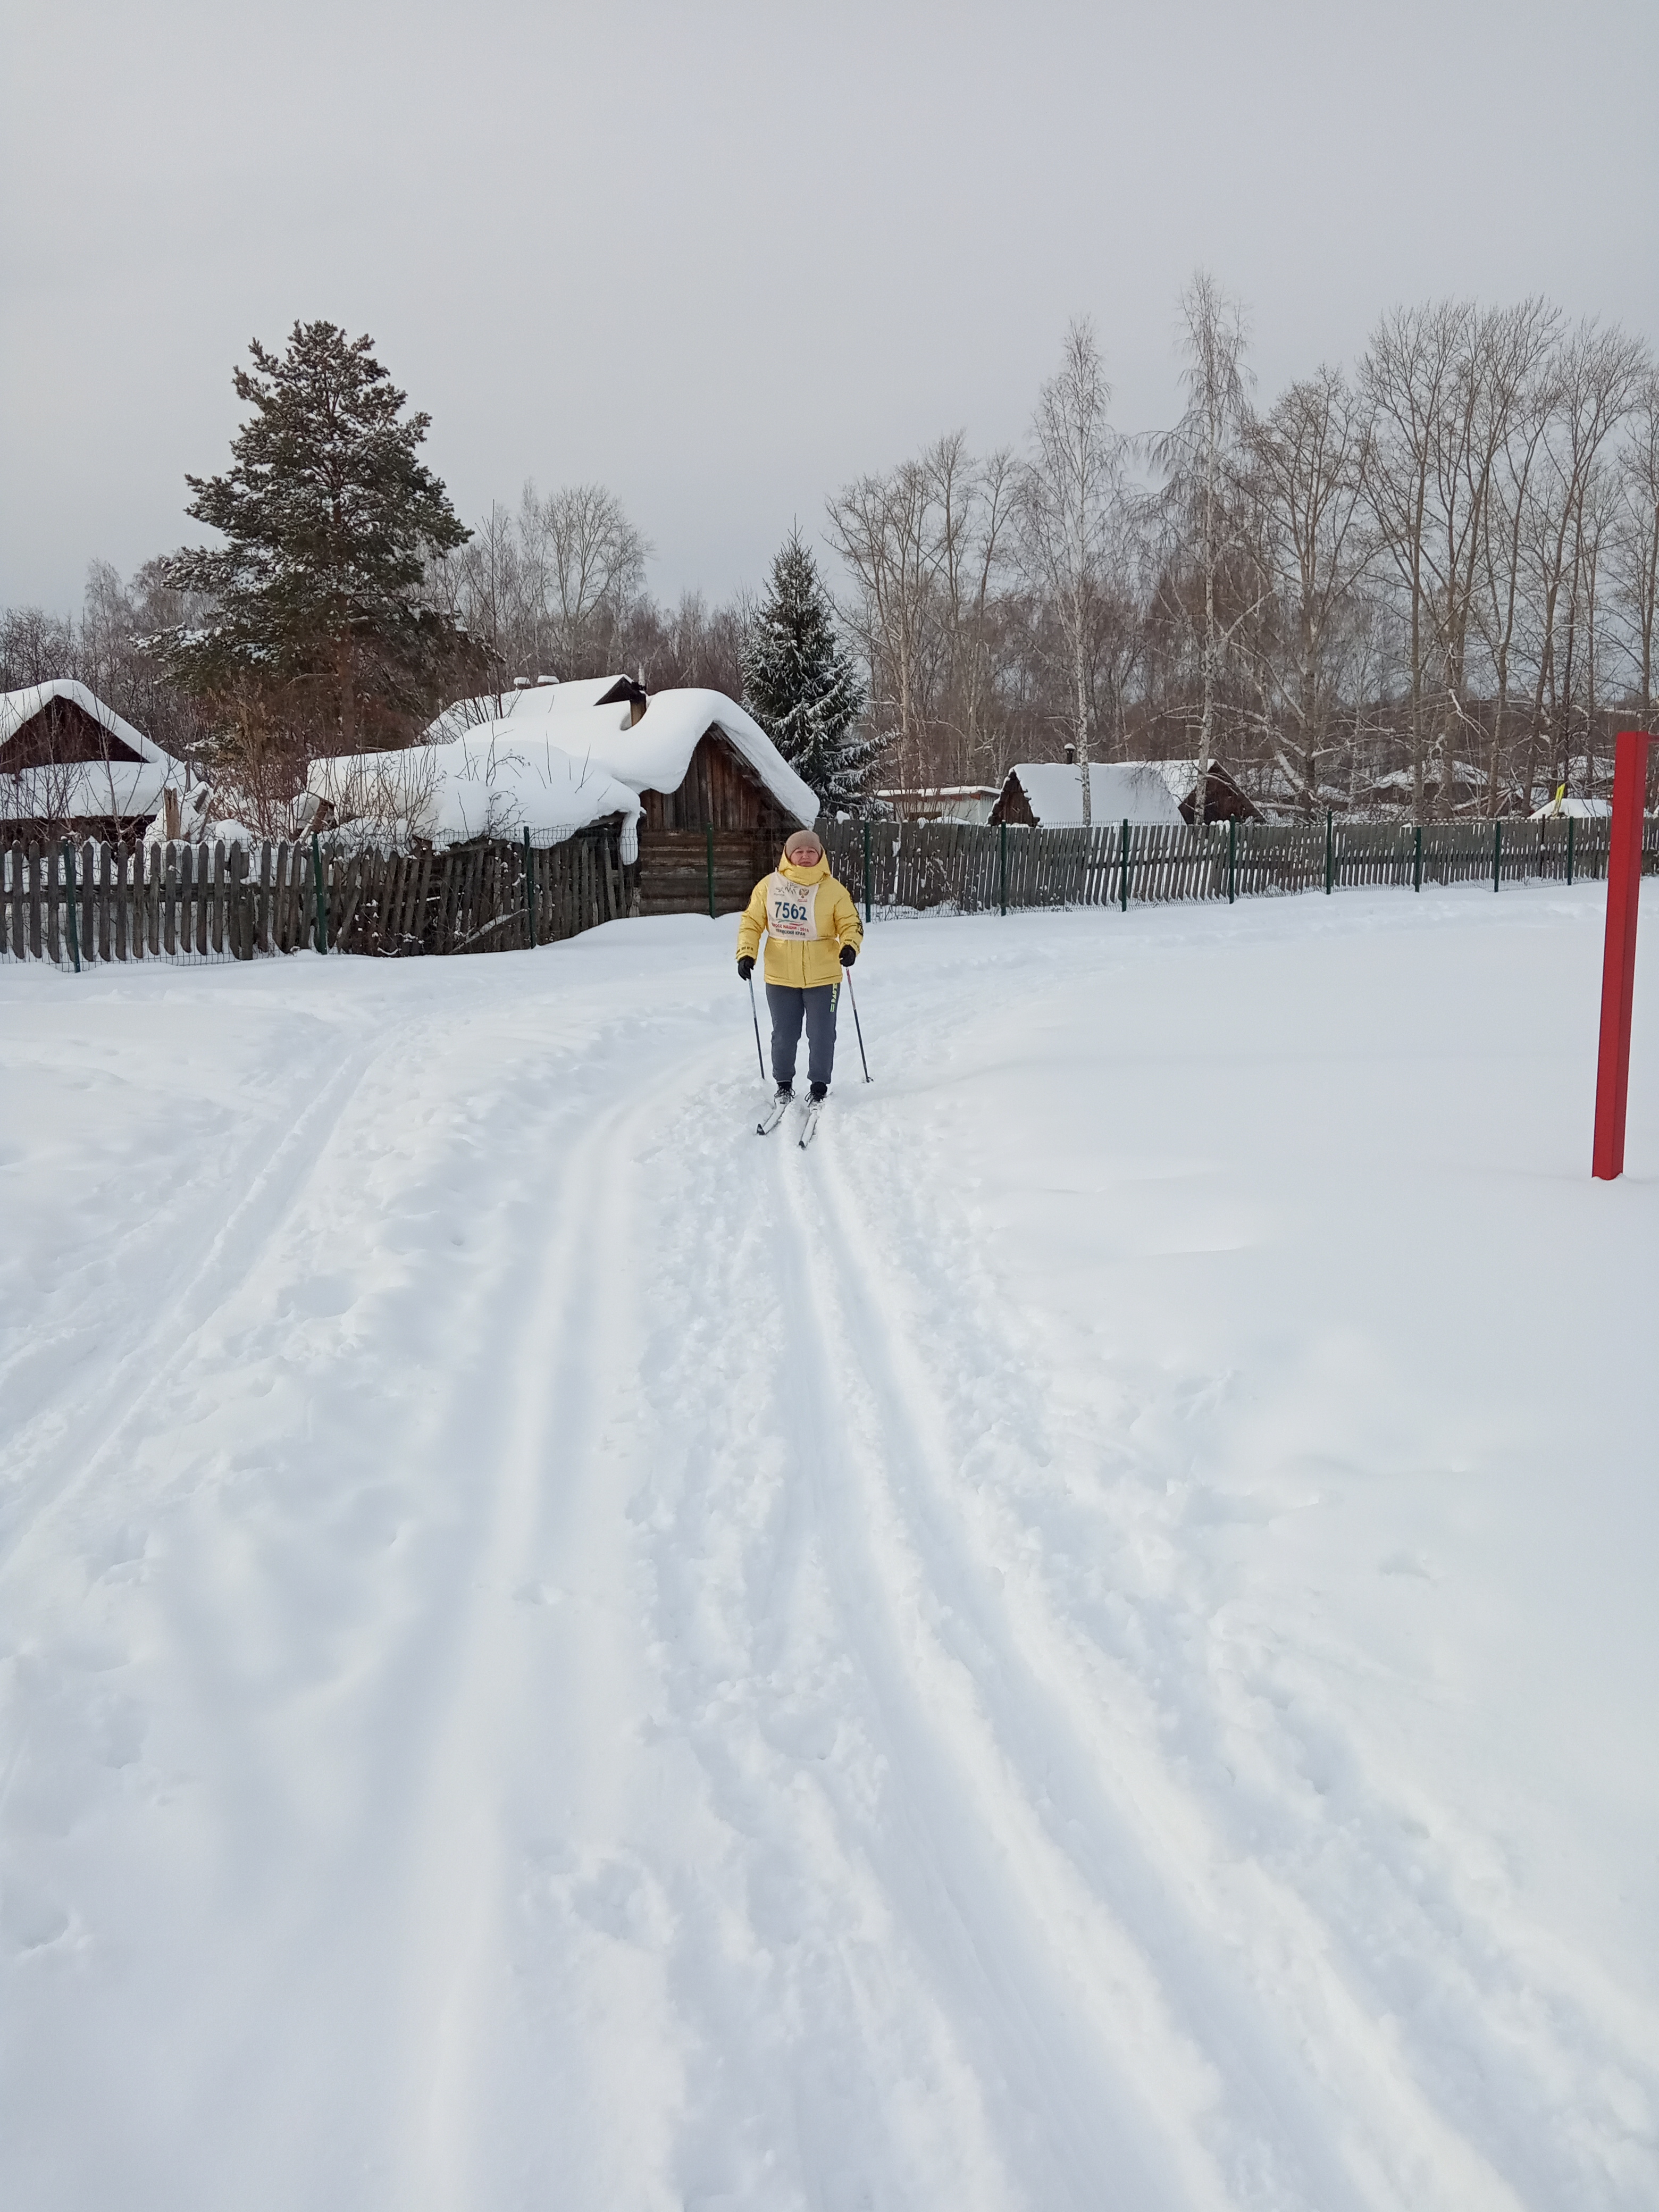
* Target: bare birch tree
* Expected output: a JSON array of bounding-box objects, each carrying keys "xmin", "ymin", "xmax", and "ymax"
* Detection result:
[
  {"xmin": 1608, "ymin": 375, "xmax": 1659, "ymax": 744},
  {"xmin": 1152, "ymin": 275, "xmax": 1254, "ymax": 825},
  {"xmin": 1524, "ymin": 323, "xmax": 1647, "ymax": 802},
  {"xmin": 1020, "ymin": 319, "xmax": 1121, "ymax": 824},
  {"xmin": 1241, "ymin": 366, "xmax": 1375, "ymax": 807},
  {"xmin": 827, "ymin": 434, "xmax": 1019, "ymax": 790}
]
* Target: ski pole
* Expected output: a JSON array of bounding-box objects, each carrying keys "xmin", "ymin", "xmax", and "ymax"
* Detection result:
[
  {"xmin": 842, "ymin": 966, "xmax": 872, "ymax": 1083},
  {"xmin": 746, "ymin": 970, "xmax": 766, "ymax": 1080}
]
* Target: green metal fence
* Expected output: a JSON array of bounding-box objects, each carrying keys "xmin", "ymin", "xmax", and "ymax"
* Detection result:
[{"xmin": 819, "ymin": 815, "xmax": 1657, "ymax": 919}]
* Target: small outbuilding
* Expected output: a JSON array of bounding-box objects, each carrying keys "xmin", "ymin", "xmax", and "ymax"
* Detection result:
[
  {"xmin": 991, "ymin": 761, "xmax": 1183, "ymax": 829},
  {"xmin": 876, "ymin": 785, "xmax": 1001, "ymax": 825},
  {"xmin": 0, "ymin": 681, "xmax": 185, "ymax": 838},
  {"xmin": 990, "ymin": 757, "xmax": 1262, "ymax": 828}
]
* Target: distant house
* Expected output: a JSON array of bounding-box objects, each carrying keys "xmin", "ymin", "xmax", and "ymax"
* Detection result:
[
  {"xmin": 1363, "ymin": 763, "xmax": 1490, "ymax": 815},
  {"xmin": 1154, "ymin": 759, "xmax": 1263, "ymax": 824},
  {"xmin": 991, "ymin": 761, "xmax": 1183, "ymax": 828},
  {"xmin": 876, "ymin": 785, "xmax": 1000, "ymax": 825},
  {"xmin": 990, "ymin": 757, "xmax": 1262, "ymax": 828},
  {"xmin": 0, "ymin": 681, "xmax": 185, "ymax": 838}
]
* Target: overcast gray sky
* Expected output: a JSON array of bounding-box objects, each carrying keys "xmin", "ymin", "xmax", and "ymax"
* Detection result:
[{"xmin": 5, "ymin": 0, "xmax": 1656, "ymax": 617}]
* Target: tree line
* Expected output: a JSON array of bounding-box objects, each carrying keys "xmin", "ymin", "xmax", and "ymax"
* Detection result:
[{"xmin": 4, "ymin": 286, "xmax": 1656, "ymax": 826}]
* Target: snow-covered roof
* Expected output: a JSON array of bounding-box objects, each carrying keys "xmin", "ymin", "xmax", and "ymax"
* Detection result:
[
  {"xmin": 1530, "ymin": 795, "xmax": 1611, "ymax": 820},
  {"xmin": 307, "ymin": 728, "xmax": 644, "ymax": 859},
  {"xmin": 1005, "ymin": 761, "xmax": 1184, "ymax": 827},
  {"xmin": 1, "ymin": 680, "xmax": 182, "ymax": 771},
  {"xmin": 577, "ymin": 689, "xmax": 817, "ymax": 826},
  {"xmin": 0, "ymin": 681, "xmax": 186, "ymax": 820},
  {"xmin": 423, "ymin": 676, "xmax": 640, "ymax": 745},
  {"xmin": 424, "ymin": 683, "xmax": 818, "ymax": 827}
]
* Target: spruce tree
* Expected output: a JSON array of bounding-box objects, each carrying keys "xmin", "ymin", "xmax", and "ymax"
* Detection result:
[
  {"xmin": 742, "ymin": 529, "xmax": 878, "ymax": 810},
  {"xmin": 163, "ymin": 321, "xmax": 471, "ymax": 749}
]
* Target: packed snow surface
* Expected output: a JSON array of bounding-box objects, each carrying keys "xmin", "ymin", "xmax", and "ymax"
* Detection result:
[{"xmin": 2, "ymin": 887, "xmax": 1656, "ymax": 2211}]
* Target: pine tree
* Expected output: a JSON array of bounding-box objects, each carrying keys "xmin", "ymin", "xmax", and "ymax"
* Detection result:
[
  {"xmin": 742, "ymin": 529, "xmax": 878, "ymax": 810},
  {"xmin": 163, "ymin": 322, "xmax": 471, "ymax": 749}
]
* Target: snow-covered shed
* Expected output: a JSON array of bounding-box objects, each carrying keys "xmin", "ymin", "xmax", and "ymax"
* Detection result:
[
  {"xmin": 1149, "ymin": 758, "xmax": 1263, "ymax": 824},
  {"xmin": 877, "ymin": 784, "xmax": 1001, "ymax": 825},
  {"xmin": 0, "ymin": 681, "xmax": 185, "ymax": 836},
  {"xmin": 991, "ymin": 761, "xmax": 1184, "ymax": 829},
  {"xmin": 990, "ymin": 757, "xmax": 1262, "ymax": 828}
]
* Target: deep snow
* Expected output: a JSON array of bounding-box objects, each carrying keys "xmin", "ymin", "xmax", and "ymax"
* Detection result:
[{"xmin": 1, "ymin": 887, "xmax": 1656, "ymax": 2210}]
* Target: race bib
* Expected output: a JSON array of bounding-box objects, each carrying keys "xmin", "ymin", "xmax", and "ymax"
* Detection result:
[{"xmin": 765, "ymin": 873, "xmax": 819, "ymax": 940}]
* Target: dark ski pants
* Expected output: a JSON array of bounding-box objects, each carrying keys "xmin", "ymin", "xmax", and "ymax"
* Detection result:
[{"xmin": 767, "ymin": 981, "xmax": 838, "ymax": 1088}]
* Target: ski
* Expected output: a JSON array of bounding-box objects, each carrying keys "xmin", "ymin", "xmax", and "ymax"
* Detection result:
[
  {"xmin": 756, "ymin": 1094, "xmax": 794, "ymax": 1136},
  {"xmin": 797, "ymin": 1099, "xmax": 824, "ymax": 1149}
]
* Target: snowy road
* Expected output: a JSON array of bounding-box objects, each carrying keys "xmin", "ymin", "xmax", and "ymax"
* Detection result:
[{"xmin": 3, "ymin": 889, "xmax": 1657, "ymax": 2209}]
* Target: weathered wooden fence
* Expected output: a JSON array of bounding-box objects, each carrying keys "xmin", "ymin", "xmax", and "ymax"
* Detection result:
[
  {"xmin": 820, "ymin": 815, "xmax": 1659, "ymax": 916},
  {"xmin": 635, "ymin": 827, "xmax": 776, "ymax": 918},
  {"xmin": 1, "ymin": 829, "xmax": 626, "ymax": 965},
  {"xmin": 11, "ymin": 816, "xmax": 1659, "ymax": 968}
]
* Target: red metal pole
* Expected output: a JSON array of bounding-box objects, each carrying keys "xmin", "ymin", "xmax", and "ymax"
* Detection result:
[{"xmin": 1591, "ymin": 729, "xmax": 1652, "ymax": 1179}]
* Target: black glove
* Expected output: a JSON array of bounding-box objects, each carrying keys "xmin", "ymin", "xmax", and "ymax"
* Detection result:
[
  {"xmin": 737, "ymin": 954, "xmax": 755, "ymax": 981},
  {"xmin": 840, "ymin": 944, "xmax": 858, "ymax": 968}
]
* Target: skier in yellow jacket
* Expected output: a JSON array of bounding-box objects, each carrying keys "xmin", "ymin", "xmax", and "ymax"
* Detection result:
[{"xmin": 736, "ymin": 827, "xmax": 862, "ymax": 1104}]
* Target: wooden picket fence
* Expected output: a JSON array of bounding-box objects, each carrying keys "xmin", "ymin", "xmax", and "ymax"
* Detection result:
[
  {"xmin": 10, "ymin": 814, "xmax": 1658, "ymax": 968},
  {"xmin": 820, "ymin": 814, "xmax": 1659, "ymax": 916},
  {"xmin": 1, "ymin": 828, "xmax": 626, "ymax": 965}
]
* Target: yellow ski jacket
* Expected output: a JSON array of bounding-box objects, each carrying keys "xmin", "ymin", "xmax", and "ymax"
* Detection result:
[{"xmin": 736, "ymin": 851, "xmax": 863, "ymax": 988}]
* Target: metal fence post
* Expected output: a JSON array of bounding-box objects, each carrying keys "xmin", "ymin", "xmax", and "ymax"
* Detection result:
[
  {"xmin": 1493, "ymin": 818, "xmax": 1502, "ymax": 892},
  {"xmin": 1227, "ymin": 815, "xmax": 1236, "ymax": 904},
  {"xmin": 1566, "ymin": 814, "xmax": 1576, "ymax": 885},
  {"xmin": 523, "ymin": 824, "xmax": 536, "ymax": 948},
  {"xmin": 999, "ymin": 820, "xmax": 1008, "ymax": 917},
  {"xmin": 311, "ymin": 831, "xmax": 328, "ymax": 954},
  {"xmin": 1120, "ymin": 818, "xmax": 1130, "ymax": 911},
  {"xmin": 1324, "ymin": 809, "xmax": 1334, "ymax": 895},
  {"xmin": 706, "ymin": 822, "xmax": 716, "ymax": 919},
  {"xmin": 1414, "ymin": 823, "xmax": 1422, "ymax": 892},
  {"xmin": 862, "ymin": 819, "xmax": 872, "ymax": 924},
  {"xmin": 63, "ymin": 841, "xmax": 81, "ymax": 972}
]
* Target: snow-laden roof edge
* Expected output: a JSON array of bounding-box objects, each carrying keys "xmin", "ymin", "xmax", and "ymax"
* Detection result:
[
  {"xmin": 0, "ymin": 681, "xmax": 184, "ymax": 773},
  {"xmin": 583, "ymin": 689, "xmax": 818, "ymax": 826},
  {"xmin": 423, "ymin": 676, "xmax": 637, "ymax": 744},
  {"xmin": 423, "ymin": 684, "xmax": 819, "ymax": 827},
  {"xmin": 307, "ymin": 730, "xmax": 645, "ymax": 860}
]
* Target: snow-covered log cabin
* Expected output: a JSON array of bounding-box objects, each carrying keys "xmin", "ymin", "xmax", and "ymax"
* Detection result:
[
  {"xmin": 314, "ymin": 677, "xmax": 818, "ymax": 917},
  {"xmin": 422, "ymin": 676, "xmax": 815, "ymax": 840},
  {"xmin": 0, "ymin": 682, "xmax": 185, "ymax": 840}
]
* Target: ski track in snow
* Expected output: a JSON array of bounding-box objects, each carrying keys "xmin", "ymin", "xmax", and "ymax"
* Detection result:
[{"xmin": 2, "ymin": 893, "xmax": 1657, "ymax": 2209}]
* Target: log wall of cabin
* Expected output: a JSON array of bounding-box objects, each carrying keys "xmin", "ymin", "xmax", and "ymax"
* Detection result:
[{"xmin": 639, "ymin": 727, "xmax": 798, "ymax": 844}]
